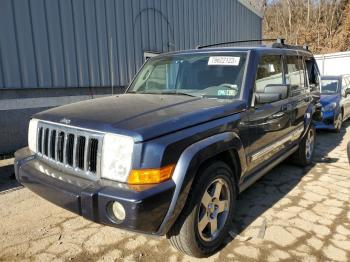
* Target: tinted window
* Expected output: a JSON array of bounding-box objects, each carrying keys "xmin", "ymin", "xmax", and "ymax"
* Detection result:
[
  {"xmin": 286, "ymin": 56, "xmax": 305, "ymax": 87},
  {"xmin": 286, "ymin": 56, "xmax": 305, "ymax": 96},
  {"xmin": 305, "ymin": 57, "xmax": 320, "ymax": 88},
  {"xmin": 255, "ymin": 55, "xmax": 283, "ymax": 93}
]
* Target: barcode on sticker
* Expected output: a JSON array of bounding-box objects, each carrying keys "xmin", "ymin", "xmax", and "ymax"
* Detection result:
[{"xmin": 208, "ymin": 56, "xmax": 240, "ymax": 66}]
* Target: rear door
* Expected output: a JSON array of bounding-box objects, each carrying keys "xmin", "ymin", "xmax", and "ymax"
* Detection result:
[
  {"xmin": 285, "ymin": 55, "xmax": 312, "ymax": 133},
  {"xmin": 246, "ymin": 54, "xmax": 295, "ymax": 171}
]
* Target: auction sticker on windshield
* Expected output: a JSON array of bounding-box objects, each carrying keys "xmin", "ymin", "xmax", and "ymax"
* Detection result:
[{"xmin": 208, "ymin": 56, "xmax": 240, "ymax": 66}]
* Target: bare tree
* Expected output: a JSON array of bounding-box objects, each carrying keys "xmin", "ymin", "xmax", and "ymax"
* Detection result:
[{"xmin": 263, "ymin": 0, "xmax": 350, "ymax": 53}]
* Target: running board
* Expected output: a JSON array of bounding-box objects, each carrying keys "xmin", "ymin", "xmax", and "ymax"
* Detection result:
[{"xmin": 239, "ymin": 145, "xmax": 298, "ymax": 193}]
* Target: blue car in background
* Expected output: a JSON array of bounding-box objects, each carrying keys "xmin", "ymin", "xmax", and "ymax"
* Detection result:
[{"xmin": 316, "ymin": 75, "xmax": 350, "ymax": 132}]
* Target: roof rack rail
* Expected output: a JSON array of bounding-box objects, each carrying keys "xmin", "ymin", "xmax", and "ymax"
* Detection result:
[
  {"xmin": 196, "ymin": 38, "xmax": 277, "ymax": 49},
  {"xmin": 196, "ymin": 38, "xmax": 310, "ymax": 51},
  {"xmin": 272, "ymin": 39, "xmax": 309, "ymax": 51}
]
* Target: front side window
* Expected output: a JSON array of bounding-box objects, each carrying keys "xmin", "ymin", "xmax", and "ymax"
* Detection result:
[
  {"xmin": 128, "ymin": 52, "xmax": 248, "ymax": 100},
  {"xmin": 255, "ymin": 55, "xmax": 283, "ymax": 93},
  {"xmin": 321, "ymin": 79, "xmax": 339, "ymax": 94}
]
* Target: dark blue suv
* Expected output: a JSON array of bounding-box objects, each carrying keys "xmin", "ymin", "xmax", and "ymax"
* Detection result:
[
  {"xmin": 315, "ymin": 75, "xmax": 350, "ymax": 132},
  {"xmin": 14, "ymin": 40, "xmax": 321, "ymax": 257}
]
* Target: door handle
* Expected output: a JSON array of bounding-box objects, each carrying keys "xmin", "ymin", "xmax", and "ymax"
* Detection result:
[
  {"xmin": 270, "ymin": 112, "xmax": 285, "ymax": 119},
  {"xmin": 282, "ymin": 104, "xmax": 292, "ymax": 111}
]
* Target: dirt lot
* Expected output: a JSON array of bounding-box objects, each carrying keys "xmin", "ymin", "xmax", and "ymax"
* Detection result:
[{"xmin": 0, "ymin": 123, "xmax": 349, "ymax": 262}]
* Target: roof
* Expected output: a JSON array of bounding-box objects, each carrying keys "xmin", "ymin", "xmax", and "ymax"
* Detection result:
[{"xmin": 154, "ymin": 46, "xmax": 312, "ymax": 59}]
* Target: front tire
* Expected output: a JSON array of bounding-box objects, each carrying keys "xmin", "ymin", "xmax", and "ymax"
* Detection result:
[
  {"xmin": 292, "ymin": 124, "xmax": 315, "ymax": 166},
  {"xmin": 167, "ymin": 161, "xmax": 237, "ymax": 257}
]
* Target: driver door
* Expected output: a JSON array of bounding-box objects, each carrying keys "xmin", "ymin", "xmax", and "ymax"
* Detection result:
[{"xmin": 245, "ymin": 54, "xmax": 294, "ymax": 172}]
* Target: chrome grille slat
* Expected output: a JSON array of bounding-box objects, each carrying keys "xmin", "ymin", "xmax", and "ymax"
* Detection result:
[
  {"xmin": 84, "ymin": 136, "xmax": 90, "ymax": 172},
  {"xmin": 54, "ymin": 130, "xmax": 59, "ymax": 161},
  {"xmin": 36, "ymin": 121, "xmax": 102, "ymax": 180},
  {"xmin": 48, "ymin": 129, "xmax": 52, "ymax": 158},
  {"xmin": 63, "ymin": 133, "xmax": 68, "ymax": 164},
  {"xmin": 72, "ymin": 135, "xmax": 78, "ymax": 168},
  {"xmin": 41, "ymin": 128, "xmax": 44, "ymax": 154}
]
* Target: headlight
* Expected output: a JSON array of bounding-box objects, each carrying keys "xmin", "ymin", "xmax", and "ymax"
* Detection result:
[
  {"xmin": 101, "ymin": 133, "xmax": 134, "ymax": 182},
  {"xmin": 28, "ymin": 119, "xmax": 39, "ymax": 152},
  {"xmin": 322, "ymin": 102, "xmax": 337, "ymax": 112}
]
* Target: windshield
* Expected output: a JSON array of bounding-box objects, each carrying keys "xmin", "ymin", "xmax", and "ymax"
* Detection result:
[
  {"xmin": 128, "ymin": 52, "xmax": 248, "ymax": 100},
  {"xmin": 321, "ymin": 79, "xmax": 339, "ymax": 94}
]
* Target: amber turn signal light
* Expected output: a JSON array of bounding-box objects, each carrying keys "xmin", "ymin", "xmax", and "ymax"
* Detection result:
[{"xmin": 128, "ymin": 164, "xmax": 175, "ymax": 184}]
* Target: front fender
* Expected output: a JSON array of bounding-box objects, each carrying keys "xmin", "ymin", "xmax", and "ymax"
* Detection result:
[{"xmin": 156, "ymin": 132, "xmax": 246, "ymax": 235}]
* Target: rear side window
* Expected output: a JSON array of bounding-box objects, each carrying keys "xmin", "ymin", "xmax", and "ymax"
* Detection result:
[
  {"xmin": 305, "ymin": 57, "xmax": 320, "ymax": 89},
  {"xmin": 286, "ymin": 56, "xmax": 306, "ymax": 96},
  {"xmin": 255, "ymin": 55, "xmax": 283, "ymax": 93}
]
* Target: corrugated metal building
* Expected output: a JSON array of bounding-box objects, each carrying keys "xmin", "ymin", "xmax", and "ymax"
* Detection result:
[{"xmin": 0, "ymin": 0, "xmax": 262, "ymax": 154}]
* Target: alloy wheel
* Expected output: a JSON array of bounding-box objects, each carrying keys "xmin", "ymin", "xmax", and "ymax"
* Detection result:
[{"xmin": 197, "ymin": 178, "xmax": 230, "ymax": 242}]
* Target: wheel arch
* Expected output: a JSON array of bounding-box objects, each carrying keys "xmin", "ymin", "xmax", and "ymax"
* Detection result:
[
  {"xmin": 157, "ymin": 132, "xmax": 246, "ymax": 235},
  {"xmin": 202, "ymin": 150, "xmax": 241, "ymax": 191}
]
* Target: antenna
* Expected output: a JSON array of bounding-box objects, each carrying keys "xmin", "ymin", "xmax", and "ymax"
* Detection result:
[{"xmin": 109, "ymin": 37, "xmax": 114, "ymax": 95}]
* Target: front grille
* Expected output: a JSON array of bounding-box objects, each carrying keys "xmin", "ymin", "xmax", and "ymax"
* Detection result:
[
  {"xmin": 37, "ymin": 122, "xmax": 102, "ymax": 177},
  {"xmin": 88, "ymin": 138, "xmax": 98, "ymax": 172}
]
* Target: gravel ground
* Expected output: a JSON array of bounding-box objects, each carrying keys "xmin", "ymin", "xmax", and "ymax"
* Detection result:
[{"xmin": 0, "ymin": 122, "xmax": 349, "ymax": 262}]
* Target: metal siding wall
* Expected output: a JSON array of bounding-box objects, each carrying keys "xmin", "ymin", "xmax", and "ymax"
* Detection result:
[
  {"xmin": 59, "ymin": 0, "xmax": 79, "ymax": 87},
  {"xmin": 95, "ymin": 0, "xmax": 110, "ymax": 86},
  {"xmin": 13, "ymin": 0, "xmax": 37, "ymax": 88},
  {"xmin": 46, "ymin": 0, "xmax": 66, "ymax": 87},
  {"xmin": 31, "ymin": 0, "xmax": 53, "ymax": 87},
  {"xmin": 0, "ymin": 0, "xmax": 262, "ymax": 90},
  {"xmin": 0, "ymin": 0, "xmax": 22, "ymax": 88}
]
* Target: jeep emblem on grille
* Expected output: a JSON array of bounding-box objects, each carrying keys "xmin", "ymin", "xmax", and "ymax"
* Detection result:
[{"xmin": 60, "ymin": 118, "xmax": 71, "ymax": 124}]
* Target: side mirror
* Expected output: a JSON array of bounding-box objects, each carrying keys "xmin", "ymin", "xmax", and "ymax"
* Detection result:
[{"xmin": 255, "ymin": 84, "xmax": 289, "ymax": 104}]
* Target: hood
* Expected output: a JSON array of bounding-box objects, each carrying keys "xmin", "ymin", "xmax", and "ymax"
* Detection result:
[
  {"xmin": 35, "ymin": 94, "xmax": 246, "ymax": 142},
  {"xmin": 320, "ymin": 94, "xmax": 340, "ymax": 106}
]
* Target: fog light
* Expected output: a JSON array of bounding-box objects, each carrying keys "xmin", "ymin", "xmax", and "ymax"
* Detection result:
[{"xmin": 111, "ymin": 201, "xmax": 126, "ymax": 221}]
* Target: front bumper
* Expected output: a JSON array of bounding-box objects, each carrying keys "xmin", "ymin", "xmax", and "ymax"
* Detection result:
[
  {"xmin": 315, "ymin": 111, "xmax": 337, "ymax": 129},
  {"xmin": 14, "ymin": 148, "xmax": 175, "ymax": 235}
]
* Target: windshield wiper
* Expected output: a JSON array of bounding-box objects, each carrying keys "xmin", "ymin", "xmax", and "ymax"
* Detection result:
[
  {"xmin": 160, "ymin": 91, "xmax": 197, "ymax": 97},
  {"xmin": 127, "ymin": 91, "xmax": 197, "ymax": 97}
]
